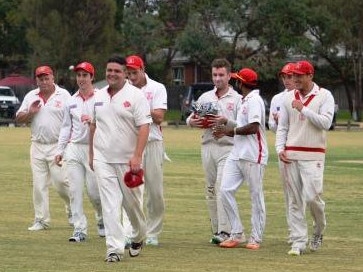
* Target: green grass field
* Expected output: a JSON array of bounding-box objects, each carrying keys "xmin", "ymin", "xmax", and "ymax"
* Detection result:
[{"xmin": 0, "ymin": 127, "xmax": 362, "ymax": 271}]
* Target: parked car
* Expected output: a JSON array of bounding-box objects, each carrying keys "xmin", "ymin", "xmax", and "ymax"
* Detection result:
[
  {"xmin": 180, "ymin": 82, "xmax": 215, "ymax": 120},
  {"xmin": 0, "ymin": 86, "xmax": 21, "ymax": 120}
]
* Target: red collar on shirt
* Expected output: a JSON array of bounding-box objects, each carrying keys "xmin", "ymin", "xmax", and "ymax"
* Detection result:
[{"xmin": 294, "ymin": 90, "xmax": 317, "ymax": 106}]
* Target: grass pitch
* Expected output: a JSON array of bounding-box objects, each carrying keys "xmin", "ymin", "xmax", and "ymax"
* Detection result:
[{"xmin": 0, "ymin": 126, "xmax": 362, "ymax": 271}]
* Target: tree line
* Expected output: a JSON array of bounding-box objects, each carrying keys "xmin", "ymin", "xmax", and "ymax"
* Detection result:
[{"xmin": 0, "ymin": 0, "xmax": 362, "ymax": 120}]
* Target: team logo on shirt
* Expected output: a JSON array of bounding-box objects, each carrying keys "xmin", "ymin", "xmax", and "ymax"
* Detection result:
[
  {"xmin": 54, "ymin": 100, "xmax": 62, "ymax": 108},
  {"xmin": 226, "ymin": 102, "xmax": 234, "ymax": 111},
  {"xmin": 146, "ymin": 92, "xmax": 153, "ymax": 101},
  {"xmin": 95, "ymin": 102, "xmax": 103, "ymax": 107},
  {"xmin": 124, "ymin": 101, "xmax": 131, "ymax": 108},
  {"xmin": 69, "ymin": 104, "xmax": 77, "ymax": 109}
]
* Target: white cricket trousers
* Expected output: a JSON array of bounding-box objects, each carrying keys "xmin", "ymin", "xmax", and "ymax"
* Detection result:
[
  {"xmin": 93, "ymin": 161, "xmax": 146, "ymax": 256},
  {"xmin": 30, "ymin": 142, "xmax": 70, "ymax": 225},
  {"xmin": 201, "ymin": 142, "xmax": 232, "ymax": 235},
  {"xmin": 284, "ymin": 160, "xmax": 326, "ymax": 250},
  {"xmin": 278, "ymin": 158, "xmax": 291, "ymax": 236},
  {"xmin": 143, "ymin": 140, "xmax": 165, "ymax": 238},
  {"xmin": 220, "ymin": 158, "xmax": 266, "ymax": 243},
  {"xmin": 64, "ymin": 143, "xmax": 102, "ymax": 235}
]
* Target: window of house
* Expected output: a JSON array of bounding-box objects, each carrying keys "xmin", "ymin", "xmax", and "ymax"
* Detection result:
[{"xmin": 172, "ymin": 67, "xmax": 184, "ymax": 85}]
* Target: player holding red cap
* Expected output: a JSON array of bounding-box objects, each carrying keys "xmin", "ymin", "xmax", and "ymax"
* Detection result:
[
  {"xmin": 276, "ymin": 60, "xmax": 335, "ymax": 256},
  {"xmin": 55, "ymin": 61, "xmax": 104, "ymax": 242},
  {"xmin": 16, "ymin": 65, "xmax": 72, "ymax": 231},
  {"xmin": 89, "ymin": 56, "xmax": 152, "ymax": 262},
  {"xmin": 213, "ymin": 67, "xmax": 268, "ymax": 250}
]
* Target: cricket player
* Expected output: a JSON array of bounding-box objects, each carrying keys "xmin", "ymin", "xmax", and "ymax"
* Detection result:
[
  {"xmin": 55, "ymin": 62, "xmax": 104, "ymax": 243},
  {"xmin": 187, "ymin": 58, "xmax": 240, "ymax": 245},
  {"xmin": 16, "ymin": 65, "xmax": 71, "ymax": 231},
  {"xmin": 213, "ymin": 68, "xmax": 268, "ymax": 250},
  {"xmin": 126, "ymin": 55, "xmax": 168, "ymax": 246},
  {"xmin": 89, "ymin": 56, "xmax": 152, "ymax": 262},
  {"xmin": 268, "ymin": 62, "xmax": 296, "ymax": 244},
  {"xmin": 276, "ymin": 60, "xmax": 335, "ymax": 256}
]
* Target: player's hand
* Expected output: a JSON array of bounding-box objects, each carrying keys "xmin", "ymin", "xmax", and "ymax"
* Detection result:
[
  {"xmin": 205, "ymin": 114, "xmax": 226, "ymax": 127},
  {"xmin": 129, "ymin": 155, "xmax": 143, "ymax": 173},
  {"xmin": 81, "ymin": 114, "xmax": 91, "ymax": 125},
  {"xmin": 28, "ymin": 100, "xmax": 42, "ymax": 117},
  {"xmin": 212, "ymin": 124, "xmax": 227, "ymax": 139},
  {"xmin": 272, "ymin": 112, "xmax": 279, "ymax": 123},
  {"xmin": 292, "ymin": 100, "xmax": 304, "ymax": 112},
  {"xmin": 278, "ymin": 151, "xmax": 291, "ymax": 164},
  {"xmin": 189, "ymin": 114, "xmax": 204, "ymax": 128},
  {"xmin": 55, "ymin": 155, "xmax": 63, "ymax": 167}
]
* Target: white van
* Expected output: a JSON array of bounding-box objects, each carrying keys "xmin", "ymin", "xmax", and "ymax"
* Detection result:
[{"xmin": 0, "ymin": 86, "xmax": 20, "ymax": 119}]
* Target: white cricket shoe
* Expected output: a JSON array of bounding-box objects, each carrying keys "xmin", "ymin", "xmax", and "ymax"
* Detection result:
[
  {"xmin": 146, "ymin": 236, "xmax": 159, "ymax": 246},
  {"xmin": 28, "ymin": 221, "xmax": 48, "ymax": 231}
]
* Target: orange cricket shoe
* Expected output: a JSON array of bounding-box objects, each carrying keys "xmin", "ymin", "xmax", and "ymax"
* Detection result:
[
  {"xmin": 245, "ymin": 238, "xmax": 260, "ymax": 250},
  {"xmin": 219, "ymin": 233, "xmax": 246, "ymax": 248}
]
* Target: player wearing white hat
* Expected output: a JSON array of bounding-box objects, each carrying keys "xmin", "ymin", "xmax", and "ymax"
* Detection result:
[
  {"xmin": 55, "ymin": 62, "xmax": 104, "ymax": 243},
  {"xmin": 187, "ymin": 58, "xmax": 240, "ymax": 245},
  {"xmin": 214, "ymin": 68, "xmax": 268, "ymax": 250},
  {"xmin": 16, "ymin": 65, "xmax": 71, "ymax": 231},
  {"xmin": 276, "ymin": 60, "xmax": 335, "ymax": 256},
  {"xmin": 126, "ymin": 55, "xmax": 168, "ymax": 246},
  {"xmin": 89, "ymin": 56, "xmax": 152, "ymax": 262}
]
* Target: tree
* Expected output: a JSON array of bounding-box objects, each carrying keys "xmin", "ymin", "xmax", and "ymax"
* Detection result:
[
  {"xmin": 19, "ymin": 0, "xmax": 118, "ymax": 86},
  {"xmin": 0, "ymin": 0, "xmax": 30, "ymax": 74},
  {"xmin": 305, "ymin": 0, "xmax": 363, "ymax": 121},
  {"xmin": 120, "ymin": 0, "xmax": 190, "ymax": 83}
]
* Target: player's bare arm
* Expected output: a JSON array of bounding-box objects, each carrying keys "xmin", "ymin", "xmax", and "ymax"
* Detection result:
[
  {"xmin": 88, "ymin": 122, "xmax": 96, "ymax": 171},
  {"xmin": 151, "ymin": 108, "xmax": 166, "ymax": 125},
  {"xmin": 213, "ymin": 122, "xmax": 259, "ymax": 139}
]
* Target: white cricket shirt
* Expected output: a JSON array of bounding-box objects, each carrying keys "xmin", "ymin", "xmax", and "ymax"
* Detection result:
[
  {"xmin": 92, "ymin": 82, "xmax": 152, "ymax": 163},
  {"xmin": 229, "ymin": 89, "xmax": 268, "ymax": 165},
  {"xmin": 16, "ymin": 84, "xmax": 71, "ymax": 144},
  {"xmin": 56, "ymin": 89, "xmax": 97, "ymax": 155},
  {"xmin": 139, "ymin": 74, "xmax": 167, "ymax": 141}
]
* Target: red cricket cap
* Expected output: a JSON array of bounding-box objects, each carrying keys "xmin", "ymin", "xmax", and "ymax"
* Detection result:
[
  {"xmin": 126, "ymin": 55, "xmax": 144, "ymax": 69},
  {"xmin": 74, "ymin": 62, "xmax": 95, "ymax": 76},
  {"xmin": 279, "ymin": 62, "xmax": 296, "ymax": 76},
  {"xmin": 231, "ymin": 68, "xmax": 258, "ymax": 86},
  {"xmin": 124, "ymin": 169, "xmax": 144, "ymax": 188},
  {"xmin": 293, "ymin": 60, "xmax": 314, "ymax": 75},
  {"xmin": 35, "ymin": 66, "xmax": 53, "ymax": 77}
]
